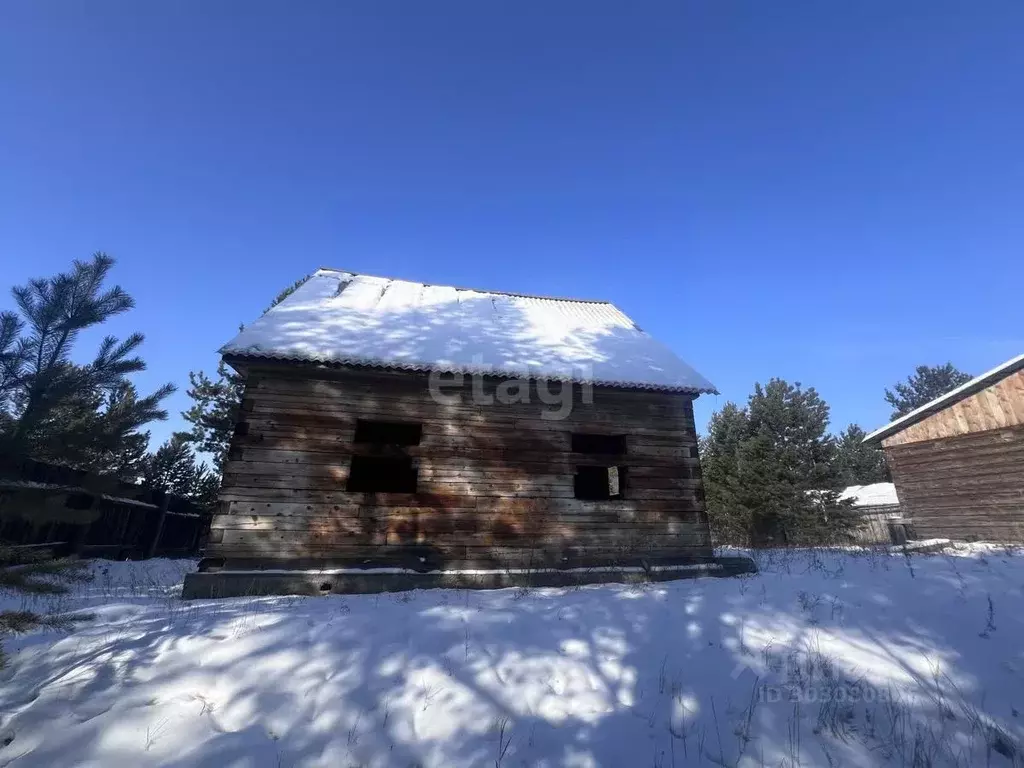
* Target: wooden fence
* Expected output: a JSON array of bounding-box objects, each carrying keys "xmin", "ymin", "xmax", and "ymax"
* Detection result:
[{"xmin": 0, "ymin": 453, "xmax": 210, "ymax": 559}]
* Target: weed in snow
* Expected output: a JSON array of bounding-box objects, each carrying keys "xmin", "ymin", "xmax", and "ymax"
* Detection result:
[
  {"xmin": 797, "ymin": 590, "xmax": 822, "ymax": 625},
  {"xmin": 418, "ymin": 680, "xmax": 441, "ymax": 711},
  {"xmin": 143, "ymin": 719, "xmax": 169, "ymax": 752},
  {"xmin": 978, "ymin": 594, "xmax": 997, "ymax": 639},
  {"xmin": 492, "ymin": 716, "xmax": 513, "ymax": 767},
  {"xmin": 903, "ymin": 551, "xmax": 918, "ymax": 579},
  {"xmin": 441, "ymin": 653, "xmax": 456, "ymax": 677},
  {"xmin": 511, "ymin": 586, "xmax": 531, "ymax": 601},
  {"xmin": 346, "ymin": 709, "xmax": 362, "ymax": 746}
]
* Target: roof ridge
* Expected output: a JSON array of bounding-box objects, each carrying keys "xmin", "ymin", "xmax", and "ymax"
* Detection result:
[{"xmin": 316, "ymin": 266, "xmax": 613, "ymax": 305}]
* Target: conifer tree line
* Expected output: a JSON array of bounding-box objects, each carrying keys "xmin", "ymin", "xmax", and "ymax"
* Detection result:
[
  {"xmin": 1, "ymin": 255, "xmax": 973, "ymax": 542},
  {"xmin": 700, "ymin": 364, "xmax": 973, "ymax": 546}
]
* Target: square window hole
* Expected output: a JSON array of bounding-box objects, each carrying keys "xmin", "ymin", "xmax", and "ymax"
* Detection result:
[
  {"xmin": 571, "ymin": 433, "xmax": 626, "ymax": 455},
  {"xmin": 347, "ymin": 455, "xmax": 418, "ymax": 493},
  {"xmin": 353, "ymin": 420, "xmax": 422, "ymax": 446},
  {"xmin": 64, "ymin": 492, "xmax": 95, "ymax": 510},
  {"xmin": 574, "ymin": 465, "xmax": 626, "ymax": 500}
]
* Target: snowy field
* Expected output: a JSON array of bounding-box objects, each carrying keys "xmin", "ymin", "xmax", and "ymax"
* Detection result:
[{"xmin": 1, "ymin": 546, "xmax": 1022, "ymax": 767}]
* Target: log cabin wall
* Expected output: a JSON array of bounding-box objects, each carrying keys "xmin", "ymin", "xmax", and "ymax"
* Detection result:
[
  {"xmin": 884, "ymin": 424, "xmax": 1024, "ymax": 542},
  {"xmin": 205, "ymin": 364, "xmax": 712, "ymax": 571},
  {"xmin": 879, "ymin": 367, "xmax": 1024, "ymax": 542}
]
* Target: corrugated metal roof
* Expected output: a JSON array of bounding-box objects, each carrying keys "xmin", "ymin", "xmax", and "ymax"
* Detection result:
[
  {"xmin": 864, "ymin": 353, "xmax": 1024, "ymax": 444},
  {"xmin": 221, "ymin": 269, "xmax": 718, "ymax": 393}
]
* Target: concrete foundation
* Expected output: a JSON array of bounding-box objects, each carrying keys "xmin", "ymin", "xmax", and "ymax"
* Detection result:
[{"xmin": 181, "ymin": 557, "xmax": 757, "ymax": 599}]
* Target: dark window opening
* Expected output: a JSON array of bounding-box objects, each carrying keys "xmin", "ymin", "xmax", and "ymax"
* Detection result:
[
  {"xmin": 347, "ymin": 455, "xmax": 418, "ymax": 493},
  {"xmin": 571, "ymin": 433, "xmax": 626, "ymax": 455},
  {"xmin": 354, "ymin": 420, "xmax": 422, "ymax": 446},
  {"xmin": 64, "ymin": 492, "xmax": 95, "ymax": 510},
  {"xmin": 574, "ymin": 465, "xmax": 626, "ymax": 500}
]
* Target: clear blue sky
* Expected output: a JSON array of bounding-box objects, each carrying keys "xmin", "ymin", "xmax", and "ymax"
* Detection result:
[{"xmin": 2, "ymin": 1, "xmax": 1022, "ymax": 448}]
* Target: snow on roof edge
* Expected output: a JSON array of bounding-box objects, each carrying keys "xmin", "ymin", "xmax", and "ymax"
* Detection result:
[
  {"xmin": 222, "ymin": 349, "xmax": 719, "ymax": 394},
  {"xmin": 864, "ymin": 353, "xmax": 1024, "ymax": 444}
]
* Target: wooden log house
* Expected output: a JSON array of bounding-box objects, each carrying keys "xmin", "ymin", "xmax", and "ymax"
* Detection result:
[
  {"xmin": 183, "ymin": 269, "xmax": 738, "ymax": 597},
  {"xmin": 864, "ymin": 353, "xmax": 1024, "ymax": 542}
]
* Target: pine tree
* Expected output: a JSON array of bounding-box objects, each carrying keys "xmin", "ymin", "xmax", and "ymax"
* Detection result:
[
  {"xmin": 0, "ymin": 313, "xmax": 25, "ymax": 422},
  {"xmin": 744, "ymin": 380, "xmax": 849, "ymax": 544},
  {"xmin": 833, "ymin": 424, "xmax": 889, "ymax": 487},
  {"xmin": 21, "ymin": 378, "xmax": 174, "ymax": 477},
  {"xmin": 142, "ymin": 434, "xmax": 219, "ymax": 510},
  {"xmin": 0, "ymin": 254, "xmax": 174, "ymax": 475},
  {"xmin": 0, "ymin": 255, "xmax": 172, "ymax": 664},
  {"xmin": 179, "ymin": 274, "xmax": 310, "ymax": 472},
  {"xmin": 884, "ymin": 363, "xmax": 972, "ymax": 419},
  {"xmin": 90, "ymin": 381, "xmax": 175, "ymax": 476},
  {"xmin": 179, "ymin": 361, "xmax": 245, "ymax": 473},
  {"xmin": 700, "ymin": 403, "xmax": 750, "ymax": 544},
  {"xmin": 701, "ymin": 380, "xmax": 855, "ymax": 546}
]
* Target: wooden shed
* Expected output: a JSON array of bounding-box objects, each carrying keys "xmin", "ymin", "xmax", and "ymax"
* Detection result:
[
  {"xmin": 837, "ymin": 483, "xmax": 910, "ymax": 545},
  {"xmin": 864, "ymin": 353, "xmax": 1024, "ymax": 542},
  {"xmin": 183, "ymin": 269, "xmax": 739, "ymax": 597}
]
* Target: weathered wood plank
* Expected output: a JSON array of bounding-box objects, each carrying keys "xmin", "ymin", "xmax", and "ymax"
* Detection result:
[
  {"xmin": 216, "ymin": 485, "xmax": 706, "ymax": 511},
  {"xmin": 222, "ymin": 461, "xmax": 698, "ymax": 490},
  {"xmin": 247, "ymin": 388, "xmax": 696, "ymax": 421},
  {"xmin": 215, "ymin": 526, "xmax": 709, "ymax": 549},
  {"xmin": 249, "ymin": 392, "xmax": 693, "ymax": 421},
  {"xmin": 229, "ymin": 446, "xmax": 700, "ymax": 473},
  {"xmin": 886, "ymin": 424, "xmax": 1023, "ymax": 455},
  {"xmin": 231, "ymin": 436, "xmax": 696, "ymax": 465},
  {"xmin": 211, "ymin": 513, "xmax": 706, "ymax": 532},
  {"xmin": 207, "ymin": 541, "xmax": 713, "ymax": 562},
  {"xmin": 217, "ymin": 498, "xmax": 702, "ymax": 517},
  {"xmin": 242, "ymin": 414, "xmax": 695, "ymax": 442},
  {"xmin": 252, "ymin": 371, "xmax": 699, "ymax": 408},
  {"xmin": 887, "ymin": 434, "xmax": 1024, "ymax": 467},
  {"xmin": 884, "ymin": 420, "xmax": 1024, "ymax": 541}
]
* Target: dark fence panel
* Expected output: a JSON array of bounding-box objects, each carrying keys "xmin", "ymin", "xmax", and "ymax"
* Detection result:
[{"xmin": 0, "ymin": 452, "xmax": 210, "ymax": 559}]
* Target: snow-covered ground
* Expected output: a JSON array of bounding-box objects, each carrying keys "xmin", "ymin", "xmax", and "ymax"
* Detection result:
[{"xmin": 1, "ymin": 546, "xmax": 1023, "ymax": 767}]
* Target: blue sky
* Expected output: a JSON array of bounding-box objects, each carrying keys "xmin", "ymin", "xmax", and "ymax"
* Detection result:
[{"xmin": 2, "ymin": 1, "xmax": 1022, "ymax": 447}]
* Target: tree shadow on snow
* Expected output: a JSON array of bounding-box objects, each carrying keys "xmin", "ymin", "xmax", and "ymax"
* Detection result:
[{"xmin": 1, "ymin": 548, "xmax": 1022, "ymax": 766}]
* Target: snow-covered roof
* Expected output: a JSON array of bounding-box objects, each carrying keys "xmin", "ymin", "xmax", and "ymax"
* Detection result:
[
  {"xmin": 838, "ymin": 483, "xmax": 900, "ymax": 508},
  {"xmin": 864, "ymin": 353, "xmax": 1024, "ymax": 444},
  {"xmin": 221, "ymin": 269, "xmax": 718, "ymax": 393}
]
